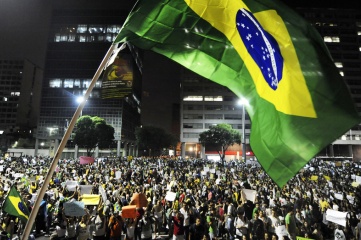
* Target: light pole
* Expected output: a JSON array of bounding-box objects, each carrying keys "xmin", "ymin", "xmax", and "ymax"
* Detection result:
[{"xmin": 238, "ymin": 98, "xmax": 248, "ymax": 162}]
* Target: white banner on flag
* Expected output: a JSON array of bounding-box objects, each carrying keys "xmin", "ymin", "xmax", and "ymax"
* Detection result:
[{"xmin": 326, "ymin": 209, "xmax": 348, "ymax": 227}]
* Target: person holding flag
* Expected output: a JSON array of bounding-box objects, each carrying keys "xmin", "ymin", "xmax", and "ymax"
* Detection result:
[
  {"xmin": 2, "ymin": 185, "xmax": 30, "ymax": 222},
  {"xmin": 2, "ymin": 185, "xmax": 30, "ymax": 237}
]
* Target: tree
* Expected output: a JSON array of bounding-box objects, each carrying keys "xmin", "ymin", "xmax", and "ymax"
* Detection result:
[
  {"xmin": 135, "ymin": 126, "xmax": 178, "ymax": 156},
  {"xmin": 199, "ymin": 123, "xmax": 242, "ymax": 166},
  {"xmin": 73, "ymin": 115, "xmax": 115, "ymax": 156}
]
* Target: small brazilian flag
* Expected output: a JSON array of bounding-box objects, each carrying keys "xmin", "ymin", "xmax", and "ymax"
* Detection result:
[
  {"xmin": 3, "ymin": 186, "xmax": 29, "ymax": 223},
  {"xmin": 114, "ymin": 0, "xmax": 360, "ymax": 187}
]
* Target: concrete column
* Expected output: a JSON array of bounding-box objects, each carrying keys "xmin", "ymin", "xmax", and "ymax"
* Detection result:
[
  {"xmin": 128, "ymin": 143, "xmax": 131, "ymax": 156},
  {"xmin": 181, "ymin": 142, "xmax": 185, "ymax": 158},
  {"xmin": 328, "ymin": 144, "xmax": 334, "ymax": 157},
  {"xmin": 95, "ymin": 146, "xmax": 99, "ymax": 158},
  {"xmin": 122, "ymin": 142, "xmax": 128, "ymax": 157},
  {"xmin": 349, "ymin": 145, "xmax": 353, "ymax": 158},
  {"xmin": 117, "ymin": 140, "xmax": 121, "ymax": 157},
  {"xmin": 134, "ymin": 145, "xmax": 139, "ymax": 157},
  {"xmin": 54, "ymin": 139, "xmax": 59, "ymax": 153},
  {"xmin": 34, "ymin": 138, "xmax": 39, "ymax": 157},
  {"xmin": 200, "ymin": 145, "xmax": 206, "ymax": 159},
  {"xmin": 74, "ymin": 145, "xmax": 79, "ymax": 159}
]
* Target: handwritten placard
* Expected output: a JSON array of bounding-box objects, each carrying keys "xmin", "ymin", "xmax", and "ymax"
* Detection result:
[{"xmin": 64, "ymin": 201, "xmax": 85, "ymax": 216}]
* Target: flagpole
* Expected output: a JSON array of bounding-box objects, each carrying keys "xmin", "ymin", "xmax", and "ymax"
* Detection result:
[{"xmin": 21, "ymin": 43, "xmax": 118, "ymax": 240}]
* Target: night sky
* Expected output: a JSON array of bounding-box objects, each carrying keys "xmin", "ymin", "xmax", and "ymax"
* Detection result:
[{"xmin": 0, "ymin": 0, "xmax": 359, "ymax": 131}]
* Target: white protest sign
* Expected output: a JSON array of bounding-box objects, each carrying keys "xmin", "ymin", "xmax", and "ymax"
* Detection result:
[
  {"xmin": 275, "ymin": 225, "xmax": 288, "ymax": 239},
  {"xmin": 210, "ymin": 169, "xmax": 216, "ymax": 173},
  {"xmin": 204, "ymin": 167, "xmax": 210, "ymax": 172},
  {"xmin": 334, "ymin": 193, "xmax": 343, "ymax": 200},
  {"xmin": 99, "ymin": 186, "xmax": 107, "ymax": 202},
  {"xmin": 242, "ymin": 189, "xmax": 257, "ymax": 203},
  {"xmin": 216, "ymin": 170, "xmax": 221, "ymax": 176},
  {"xmin": 347, "ymin": 195, "xmax": 354, "ymax": 204},
  {"xmin": 79, "ymin": 185, "xmax": 93, "ymax": 195},
  {"xmin": 326, "ymin": 209, "xmax": 348, "ymax": 227},
  {"xmin": 165, "ymin": 191, "xmax": 177, "ymax": 202},
  {"xmin": 355, "ymin": 176, "xmax": 361, "ymax": 184},
  {"xmin": 64, "ymin": 201, "xmax": 85, "ymax": 216},
  {"xmin": 115, "ymin": 171, "xmax": 122, "ymax": 179},
  {"xmin": 0, "ymin": 166, "xmax": 3, "ymax": 172},
  {"xmin": 31, "ymin": 194, "xmax": 37, "ymax": 203},
  {"xmin": 65, "ymin": 181, "xmax": 78, "ymax": 191},
  {"xmin": 201, "ymin": 171, "xmax": 206, "ymax": 176}
]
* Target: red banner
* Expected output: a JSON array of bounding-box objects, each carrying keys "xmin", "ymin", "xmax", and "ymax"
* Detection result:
[{"xmin": 79, "ymin": 156, "xmax": 95, "ymax": 165}]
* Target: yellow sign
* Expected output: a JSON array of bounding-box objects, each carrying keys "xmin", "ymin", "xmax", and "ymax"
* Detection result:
[
  {"xmin": 81, "ymin": 194, "xmax": 100, "ymax": 205},
  {"xmin": 310, "ymin": 175, "xmax": 318, "ymax": 181}
]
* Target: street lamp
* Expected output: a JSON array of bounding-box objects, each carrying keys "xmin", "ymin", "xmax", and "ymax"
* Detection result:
[{"xmin": 238, "ymin": 98, "xmax": 249, "ymax": 162}]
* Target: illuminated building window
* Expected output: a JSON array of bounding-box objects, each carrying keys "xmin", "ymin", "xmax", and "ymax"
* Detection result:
[
  {"xmin": 324, "ymin": 36, "xmax": 340, "ymax": 42},
  {"xmin": 204, "ymin": 96, "xmax": 223, "ymax": 101},
  {"xmin": 49, "ymin": 79, "xmax": 62, "ymax": 88},
  {"xmin": 77, "ymin": 25, "xmax": 87, "ymax": 33},
  {"xmin": 183, "ymin": 96, "xmax": 203, "ymax": 101},
  {"xmin": 335, "ymin": 62, "xmax": 343, "ymax": 68}
]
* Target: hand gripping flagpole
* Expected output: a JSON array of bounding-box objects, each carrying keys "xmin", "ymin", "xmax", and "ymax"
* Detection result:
[{"xmin": 22, "ymin": 42, "xmax": 126, "ymax": 240}]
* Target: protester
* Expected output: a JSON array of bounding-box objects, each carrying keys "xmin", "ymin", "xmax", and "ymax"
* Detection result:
[{"xmin": 0, "ymin": 155, "xmax": 360, "ymax": 240}]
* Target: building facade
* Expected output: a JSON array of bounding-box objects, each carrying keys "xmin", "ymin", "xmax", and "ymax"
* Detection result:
[
  {"xmin": 0, "ymin": 59, "xmax": 42, "ymax": 153},
  {"xmin": 180, "ymin": 7, "xmax": 361, "ymax": 161},
  {"xmin": 34, "ymin": 0, "xmax": 142, "ymax": 158}
]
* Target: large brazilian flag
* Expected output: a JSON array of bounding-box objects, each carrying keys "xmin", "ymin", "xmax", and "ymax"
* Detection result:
[
  {"xmin": 3, "ymin": 186, "xmax": 30, "ymax": 223},
  {"xmin": 114, "ymin": 0, "xmax": 360, "ymax": 187}
]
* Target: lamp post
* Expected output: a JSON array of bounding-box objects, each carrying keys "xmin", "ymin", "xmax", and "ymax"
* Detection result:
[{"xmin": 238, "ymin": 98, "xmax": 248, "ymax": 162}]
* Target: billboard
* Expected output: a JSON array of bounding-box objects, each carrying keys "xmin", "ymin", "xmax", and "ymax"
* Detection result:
[{"xmin": 101, "ymin": 54, "xmax": 133, "ymax": 99}]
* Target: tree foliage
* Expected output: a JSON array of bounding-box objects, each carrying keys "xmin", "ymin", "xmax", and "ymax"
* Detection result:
[
  {"xmin": 73, "ymin": 115, "xmax": 115, "ymax": 156},
  {"xmin": 135, "ymin": 126, "xmax": 178, "ymax": 156},
  {"xmin": 199, "ymin": 123, "xmax": 242, "ymax": 163}
]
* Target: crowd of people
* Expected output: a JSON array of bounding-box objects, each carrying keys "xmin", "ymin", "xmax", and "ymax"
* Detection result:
[{"xmin": 0, "ymin": 155, "xmax": 361, "ymax": 240}]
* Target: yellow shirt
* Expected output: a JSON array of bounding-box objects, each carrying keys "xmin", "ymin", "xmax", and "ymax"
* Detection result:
[{"xmin": 319, "ymin": 200, "xmax": 330, "ymax": 211}]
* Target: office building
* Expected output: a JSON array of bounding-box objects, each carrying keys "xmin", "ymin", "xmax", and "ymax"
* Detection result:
[
  {"xmin": 0, "ymin": 59, "xmax": 42, "ymax": 152},
  {"xmin": 35, "ymin": 0, "xmax": 142, "ymax": 158}
]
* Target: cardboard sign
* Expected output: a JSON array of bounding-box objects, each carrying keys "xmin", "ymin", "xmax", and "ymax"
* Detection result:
[
  {"xmin": 121, "ymin": 205, "xmax": 137, "ymax": 218},
  {"xmin": 129, "ymin": 193, "xmax": 148, "ymax": 208},
  {"xmin": 64, "ymin": 201, "xmax": 85, "ymax": 216}
]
